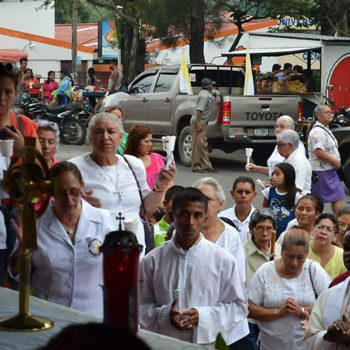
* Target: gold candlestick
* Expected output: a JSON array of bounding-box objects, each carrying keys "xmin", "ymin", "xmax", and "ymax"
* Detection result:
[{"xmin": 0, "ymin": 137, "xmax": 53, "ymax": 331}]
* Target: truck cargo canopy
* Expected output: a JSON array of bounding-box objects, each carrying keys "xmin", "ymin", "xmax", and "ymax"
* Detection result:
[{"xmin": 222, "ymin": 47, "xmax": 321, "ymax": 57}]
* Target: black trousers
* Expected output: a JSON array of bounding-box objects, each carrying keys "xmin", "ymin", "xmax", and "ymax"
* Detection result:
[{"xmin": 229, "ymin": 336, "xmax": 257, "ymax": 350}]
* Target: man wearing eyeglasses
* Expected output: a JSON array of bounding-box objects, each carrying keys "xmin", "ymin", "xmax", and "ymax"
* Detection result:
[
  {"xmin": 276, "ymin": 129, "xmax": 312, "ymax": 196},
  {"xmin": 108, "ymin": 59, "xmax": 123, "ymax": 95},
  {"xmin": 246, "ymin": 115, "xmax": 305, "ymax": 177}
]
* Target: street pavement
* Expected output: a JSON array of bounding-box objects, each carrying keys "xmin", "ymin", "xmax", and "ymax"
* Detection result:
[{"xmin": 57, "ymin": 143, "xmax": 350, "ymax": 212}]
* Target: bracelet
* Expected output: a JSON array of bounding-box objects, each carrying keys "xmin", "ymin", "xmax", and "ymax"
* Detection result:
[
  {"xmin": 153, "ymin": 183, "xmax": 166, "ymax": 192},
  {"xmin": 300, "ymin": 306, "xmax": 305, "ymax": 319}
]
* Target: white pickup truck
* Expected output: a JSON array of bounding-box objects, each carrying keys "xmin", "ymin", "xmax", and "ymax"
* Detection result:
[{"xmin": 102, "ymin": 64, "xmax": 303, "ymax": 166}]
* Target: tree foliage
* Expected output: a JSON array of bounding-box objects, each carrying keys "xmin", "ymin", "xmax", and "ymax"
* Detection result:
[
  {"xmin": 43, "ymin": 0, "xmax": 114, "ymax": 24},
  {"xmin": 144, "ymin": 0, "xmax": 224, "ymax": 63}
]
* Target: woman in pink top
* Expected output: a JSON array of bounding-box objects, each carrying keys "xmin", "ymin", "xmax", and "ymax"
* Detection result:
[
  {"xmin": 43, "ymin": 71, "xmax": 58, "ymax": 102},
  {"xmin": 124, "ymin": 125, "xmax": 171, "ymax": 190}
]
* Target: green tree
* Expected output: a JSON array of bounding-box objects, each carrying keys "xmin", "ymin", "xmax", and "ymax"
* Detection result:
[
  {"xmin": 144, "ymin": 0, "xmax": 223, "ymax": 63},
  {"xmin": 213, "ymin": 0, "xmax": 316, "ymax": 52},
  {"xmin": 87, "ymin": 0, "xmax": 147, "ymax": 82}
]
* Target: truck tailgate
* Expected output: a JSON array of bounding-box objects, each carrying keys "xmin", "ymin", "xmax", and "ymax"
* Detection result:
[{"xmin": 227, "ymin": 95, "xmax": 301, "ymax": 138}]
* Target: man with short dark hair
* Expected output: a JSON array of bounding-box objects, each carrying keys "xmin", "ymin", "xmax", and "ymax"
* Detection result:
[
  {"xmin": 18, "ymin": 57, "xmax": 28, "ymax": 81},
  {"xmin": 191, "ymin": 78, "xmax": 220, "ymax": 173},
  {"xmin": 220, "ymin": 177, "xmax": 257, "ymax": 243},
  {"xmin": 270, "ymin": 64, "xmax": 281, "ymax": 78},
  {"xmin": 139, "ymin": 187, "xmax": 248, "ymax": 348},
  {"xmin": 276, "ymin": 63, "xmax": 292, "ymax": 81}
]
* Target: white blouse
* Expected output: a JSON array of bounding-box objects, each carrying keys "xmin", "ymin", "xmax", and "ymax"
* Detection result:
[
  {"xmin": 308, "ymin": 121, "xmax": 340, "ymax": 171},
  {"xmin": 70, "ymin": 153, "xmax": 151, "ymax": 257},
  {"xmin": 248, "ymin": 259, "xmax": 331, "ymax": 350}
]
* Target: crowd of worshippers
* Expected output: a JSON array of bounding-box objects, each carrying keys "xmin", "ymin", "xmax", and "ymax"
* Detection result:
[{"xmin": 1, "ymin": 62, "xmax": 350, "ymax": 349}]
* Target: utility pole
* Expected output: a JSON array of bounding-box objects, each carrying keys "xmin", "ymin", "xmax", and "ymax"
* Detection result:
[{"xmin": 71, "ymin": 0, "xmax": 78, "ymax": 78}]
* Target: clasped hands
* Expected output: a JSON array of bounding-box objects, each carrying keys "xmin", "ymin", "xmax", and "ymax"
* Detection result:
[
  {"xmin": 324, "ymin": 315, "xmax": 350, "ymax": 345},
  {"xmin": 169, "ymin": 299, "xmax": 198, "ymax": 331},
  {"xmin": 279, "ymin": 298, "xmax": 304, "ymax": 318}
]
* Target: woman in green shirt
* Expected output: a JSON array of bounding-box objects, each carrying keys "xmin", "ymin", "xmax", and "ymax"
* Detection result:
[{"xmin": 308, "ymin": 213, "xmax": 346, "ymax": 279}]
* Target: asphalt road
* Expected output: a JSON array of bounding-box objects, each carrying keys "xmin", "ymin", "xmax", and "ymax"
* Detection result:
[{"xmin": 57, "ymin": 143, "xmax": 350, "ymax": 212}]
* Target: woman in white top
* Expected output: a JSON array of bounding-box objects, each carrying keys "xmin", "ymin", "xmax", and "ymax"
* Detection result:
[
  {"xmin": 193, "ymin": 177, "xmax": 246, "ymax": 281},
  {"xmin": 246, "ymin": 115, "xmax": 305, "ymax": 176},
  {"xmin": 10, "ymin": 162, "xmax": 114, "ymax": 318},
  {"xmin": 70, "ymin": 112, "xmax": 175, "ymax": 257},
  {"xmin": 248, "ymin": 228, "xmax": 331, "ymax": 350},
  {"xmin": 308, "ymin": 105, "xmax": 345, "ymax": 214}
]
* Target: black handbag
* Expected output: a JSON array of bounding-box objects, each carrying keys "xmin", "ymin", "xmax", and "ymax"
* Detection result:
[{"xmin": 121, "ymin": 155, "xmax": 155, "ymax": 254}]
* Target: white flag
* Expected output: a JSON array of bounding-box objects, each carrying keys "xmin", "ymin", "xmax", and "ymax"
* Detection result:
[{"xmin": 243, "ymin": 46, "xmax": 254, "ymax": 96}]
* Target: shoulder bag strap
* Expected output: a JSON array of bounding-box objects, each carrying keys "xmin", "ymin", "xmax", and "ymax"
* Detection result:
[
  {"xmin": 312, "ymin": 125, "xmax": 337, "ymax": 144},
  {"xmin": 308, "ymin": 260, "xmax": 318, "ymax": 299},
  {"xmin": 14, "ymin": 113, "xmax": 24, "ymax": 135},
  {"xmin": 121, "ymin": 155, "xmax": 154, "ymax": 253},
  {"xmin": 121, "ymin": 154, "xmax": 147, "ymax": 216}
]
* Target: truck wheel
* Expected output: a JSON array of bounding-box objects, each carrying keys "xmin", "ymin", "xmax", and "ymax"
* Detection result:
[
  {"xmin": 178, "ymin": 126, "xmax": 192, "ymax": 167},
  {"xmin": 252, "ymin": 145, "xmax": 275, "ymax": 166},
  {"xmin": 342, "ymin": 158, "xmax": 350, "ymax": 191}
]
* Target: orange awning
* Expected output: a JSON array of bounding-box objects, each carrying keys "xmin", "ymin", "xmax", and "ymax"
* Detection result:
[{"xmin": 0, "ymin": 49, "xmax": 28, "ymax": 63}]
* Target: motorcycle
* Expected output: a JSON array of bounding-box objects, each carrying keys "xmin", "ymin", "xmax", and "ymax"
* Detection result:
[{"xmin": 19, "ymin": 94, "xmax": 87, "ymax": 145}]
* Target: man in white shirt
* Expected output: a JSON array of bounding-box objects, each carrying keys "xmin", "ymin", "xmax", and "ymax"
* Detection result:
[
  {"xmin": 139, "ymin": 187, "xmax": 249, "ymax": 348},
  {"xmin": 220, "ymin": 177, "xmax": 256, "ymax": 243},
  {"xmin": 305, "ymin": 230, "xmax": 350, "ymax": 349},
  {"xmin": 276, "ymin": 129, "xmax": 312, "ymax": 195},
  {"xmin": 275, "ymin": 63, "xmax": 292, "ymax": 81}
]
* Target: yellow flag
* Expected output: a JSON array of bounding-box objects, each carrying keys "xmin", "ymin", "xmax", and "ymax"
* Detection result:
[{"xmin": 179, "ymin": 50, "xmax": 193, "ymax": 94}]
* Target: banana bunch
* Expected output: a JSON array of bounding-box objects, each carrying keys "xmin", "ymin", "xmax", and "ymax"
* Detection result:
[{"xmin": 287, "ymin": 80, "xmax": 307, "ymax": 94}]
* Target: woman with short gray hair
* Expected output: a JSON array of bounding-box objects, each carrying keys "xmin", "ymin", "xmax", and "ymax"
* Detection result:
[
  {"xmin": 69, "ymin": 112, "xmax": 176, "ymax": 258},
  {"xmin": 36, "ymin": 119, "xmax": 60, "ymax": 168},
  {"xmin": 308, "ymin": 104, "xmax": 345, "ymax": 214},
  {"xmin": 248, "ymin": 228, "xmax": 331, "ymax": 350},
  {"xmin": 193, "ymin": 177, "xmax": 246, "ymax": 281},
  {"xmin": 246, "ymin": 115, "xmax": 305, "ymax": 176}
]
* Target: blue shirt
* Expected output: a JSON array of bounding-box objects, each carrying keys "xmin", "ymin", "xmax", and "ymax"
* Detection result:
[{"xmin": 268, "ymin": 186, "xmax": 295, "ymax": 238}]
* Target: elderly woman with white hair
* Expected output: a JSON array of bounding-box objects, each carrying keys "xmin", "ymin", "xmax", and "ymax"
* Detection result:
[
  {"xmin": 276, "ymin": 129, "xmax": 312, "ymax": 195},
  {"xmin": 308, "ymin": 105, "xmax": 345, "ymax": 214},
  {"xmin": 192, "ymin": 177, "xmax": 246, "ymax": 281},
  {"xmin": 246, "ymin": 115, "xmax": 305, "ymax": 176},
  {"xmin": 35, "ymin": 119, "xmax": 60, "ymax": 168},
  {"xmin": 69, "ymin": 112, "xmax": 176, "ymax": 257}
]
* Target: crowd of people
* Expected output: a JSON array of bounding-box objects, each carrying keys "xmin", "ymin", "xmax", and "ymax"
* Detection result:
[{"xmin": 1, "ymin": 60, "xmax": 350, "ymax": 349}]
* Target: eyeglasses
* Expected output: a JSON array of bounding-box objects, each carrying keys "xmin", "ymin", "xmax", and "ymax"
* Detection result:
[
  {"xmin": 56, "ymin": 188, "xmax": 82, "ymax": 198},
  {"xmin": 315, "ymin": 225, "xmax": 334, "ymax": 235},
  {"xmin": 277, "ymin": 143, "xmax": 287, "ymax": 148},
  {"xmin": 275, "ymin": 124, "xmax": 288, "ymax": 130},
  {"xmin": 254, "ymin": 226, "xmax": 274, "ymax": 234}
]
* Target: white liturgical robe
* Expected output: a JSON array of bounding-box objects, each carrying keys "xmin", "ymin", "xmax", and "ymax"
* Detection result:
[
  {"xmin": 306, "ymin": 276, "xmax": 350, "ymax": 350},
  {"xmin": 139, "ymin": 234, "xmax": 249, "ymax": 346}
]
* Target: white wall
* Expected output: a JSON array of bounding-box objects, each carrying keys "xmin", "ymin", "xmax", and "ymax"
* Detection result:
[{"xmin": 0, "ymin": 0, "xmax": 55, "ymax": 38}]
